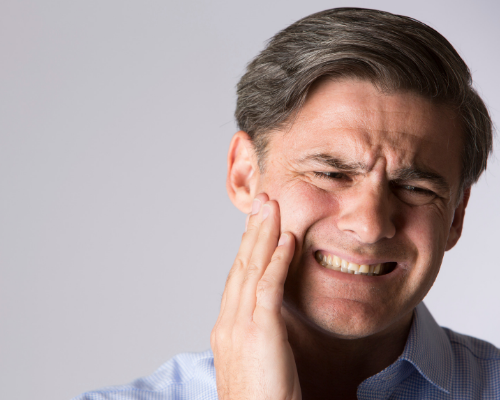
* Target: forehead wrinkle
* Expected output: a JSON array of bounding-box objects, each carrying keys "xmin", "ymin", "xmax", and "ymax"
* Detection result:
[
  {"xmin": 314, "ymin": 104, "xmax": 428, "ymax": 130},
  {"xmin": 294, "ymin": 148, "xmax": 450, "ymax": 191},
  {"xmin": 281, "ymin": 81, "xmax": 461, "ymax": 184},
  {"xmin": 295, "ymin": 109, "xmax": 431, "ymax": 147},
  {"xmin": 292, "ymin": 128, "xmax": 416, "ymax": 172},
  {"xmin": 293, "ymin": 102, "xmax": 428, "ymax": 146}
]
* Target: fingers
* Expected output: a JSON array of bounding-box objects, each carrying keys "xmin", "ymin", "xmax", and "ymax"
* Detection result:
[
  {"xmin": 238, "ymin": 193, "xmax": 271, "ymax": 265},
  {"xmin": 218, "ymin": 193, "xmax": 269, "ymax": 319},
  {"xmin": 212, "ymin": 193, "xmax": 300, "ymax": 400},
  {"xmin": 254, "ymin": 232, "xmax": 295, "ymax": 315},
  {"xmin": 237, "ymin": 200, "xmax": 283, "ymax": 317},
  {"xmin": 217, "ymin": 193, "xmax": 295, "ymax": 327}
]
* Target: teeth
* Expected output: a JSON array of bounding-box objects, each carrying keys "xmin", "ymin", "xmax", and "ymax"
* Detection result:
[
  {"xmin": 315, "ymin": 251, "xmax": 392, "ymax": 277},
  {"xmin": 359, "ymin": 264, "xmax": 370, "ymax": 274},
  {"xmin": 341, "ymin": 259, "xmax": 349, "ymax": 273},
  {"xmin": 320, "ymin": 254, "xmax": 327, "ymax": 266},
  {"xmin": 348, "ymin": 263, "xmax": 360, "ymax": 274}
]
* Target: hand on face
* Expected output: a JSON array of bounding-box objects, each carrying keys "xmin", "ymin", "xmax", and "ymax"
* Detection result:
[{"xmin": 210, "ymin": 193, "xmax": 302, "ymax": 400}]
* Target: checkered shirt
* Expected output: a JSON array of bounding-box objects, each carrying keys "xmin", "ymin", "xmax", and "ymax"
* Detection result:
[{"xmin": 72, "ymin": 302, "xmax": 500, "ymax": 399}]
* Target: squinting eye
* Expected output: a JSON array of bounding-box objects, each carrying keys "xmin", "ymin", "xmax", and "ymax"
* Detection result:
[
  {"xmin": 402, "ymin": 185, "xmax": 432, "ymax": 194},
  {"xmin": 313, "ymin": 171, "xmax": 346, "ymax": 180},
  {"xmin": 393, "ymin": 184, "xmax": 437, "ymax": 205},
  {"xmin": 402, "ymin": 185, "xmax": 420, "ymax": 191}
]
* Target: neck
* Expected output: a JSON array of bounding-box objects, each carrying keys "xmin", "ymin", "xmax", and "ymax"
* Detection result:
[{"xmin": 283, "ymin": 306, "xmax": 414, "ymax": 400}]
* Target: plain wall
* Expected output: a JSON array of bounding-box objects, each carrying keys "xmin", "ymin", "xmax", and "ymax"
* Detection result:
[{"xmin": 0, "ymin": 1, "xmax": 499, "ymax": 399}]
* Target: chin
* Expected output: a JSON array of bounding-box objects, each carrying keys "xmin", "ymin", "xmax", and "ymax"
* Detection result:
[{"xmin": 284, "ymin": 295, "xmax": 397, "ymax": 340}]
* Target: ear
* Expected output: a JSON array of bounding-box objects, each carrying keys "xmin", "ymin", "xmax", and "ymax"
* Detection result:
[
  {"xmin": 226, "ymin": 131, "xmax": 260, "ymax": 213},
  {"xmin": 445, "ymin": 187, "xmax": 471, "ymax": 251}
]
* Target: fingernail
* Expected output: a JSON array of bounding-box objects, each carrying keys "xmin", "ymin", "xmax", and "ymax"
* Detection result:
[
  {"xmin": 251, "ymin": 199, "xmax": 261, "ymax": 215},
  {"xmin": 262, "ymin": 204, "xmax": 271, "ymax": 220},
  {"xmin": 278, "ymin": 233, "xmax": 288, "ymax": 246}
]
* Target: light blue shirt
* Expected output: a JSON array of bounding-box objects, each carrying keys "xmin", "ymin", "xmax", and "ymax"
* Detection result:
[{"xmin": 73, "ymin": 303, "xmax": 500, "ymax": 399}]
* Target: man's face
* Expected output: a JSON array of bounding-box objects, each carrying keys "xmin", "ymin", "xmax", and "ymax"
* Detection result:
[{"xmin": 252, "ymin": 79, "xmax": 467, "ymax": 339}]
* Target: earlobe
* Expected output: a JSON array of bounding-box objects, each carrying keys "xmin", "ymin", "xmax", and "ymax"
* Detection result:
[
  {"xmin": 226, "ymin": 131, "xmax": 259, "ymax": 213},
  {"xmin": 445, "ymin": 187, "xmax": 471, "ymax": 251}
]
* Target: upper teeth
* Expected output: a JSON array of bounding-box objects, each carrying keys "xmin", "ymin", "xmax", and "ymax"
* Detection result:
[{"xmin": 315, "ymin": 251, "xmax": 385, "ymax": 276}]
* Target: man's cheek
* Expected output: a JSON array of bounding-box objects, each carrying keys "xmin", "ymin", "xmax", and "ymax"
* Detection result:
[
  {"xmin": 277, "ymin": 191, "xmax": 314, "ymax": 229},
  {"xmin": 278, "ymin": 191, "xmax": 337, "ymax": 242}
]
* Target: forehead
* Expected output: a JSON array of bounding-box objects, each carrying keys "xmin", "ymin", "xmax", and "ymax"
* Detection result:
[{"xmin": 269, "ymin": 79, "xmax": 462, "ymax": 182}]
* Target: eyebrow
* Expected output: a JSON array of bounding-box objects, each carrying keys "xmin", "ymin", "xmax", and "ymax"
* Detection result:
[
  {"xmin": 299, "ymin": 153, "xmax": 368, "ymax": 173},
  {"xmin": 299, "ymin": 153, "xmax": 451, "ymax": 193},
  {"xmin": 392, "ymin": 167, "xmax": 450, "ymax": 193}
]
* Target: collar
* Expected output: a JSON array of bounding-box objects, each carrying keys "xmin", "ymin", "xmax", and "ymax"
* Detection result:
[
  {"xmin": 399, "ymin": 302, "xmax": 454, "ymax": 394},
  {"xmin": 358, "ymin": 302, "xmax": 453, "ymax": 398}
]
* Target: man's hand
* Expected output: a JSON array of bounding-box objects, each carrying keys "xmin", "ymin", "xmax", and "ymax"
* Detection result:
[{"xmin": 211, "ymin": 193, "xmax": 301, "ymax": 400}]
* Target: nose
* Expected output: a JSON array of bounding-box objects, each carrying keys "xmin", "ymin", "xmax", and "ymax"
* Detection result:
[{"xmin": 336, "ymin": 182, "xmax": 396, "ymax": 244}]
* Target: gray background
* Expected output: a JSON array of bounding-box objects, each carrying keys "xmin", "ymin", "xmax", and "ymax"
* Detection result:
[{"xmin": 1, "ymin": 1, "xmax": 498, "ymax": 399}]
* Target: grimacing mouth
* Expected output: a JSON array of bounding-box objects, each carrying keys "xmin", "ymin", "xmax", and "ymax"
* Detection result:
[{"xmin": 314, "ymin": 250, "xmax": 398, "ymax": 276}]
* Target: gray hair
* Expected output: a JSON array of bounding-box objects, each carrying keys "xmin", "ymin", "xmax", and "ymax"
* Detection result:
[{"xmin": 235, "ymin": 7, "xmax": 493, "ymax": 189}]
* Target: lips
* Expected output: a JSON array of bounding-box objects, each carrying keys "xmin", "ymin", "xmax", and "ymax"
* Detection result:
[{"xmin": 314, "ymin": 250, "xmax": 397, "ymax": 276}]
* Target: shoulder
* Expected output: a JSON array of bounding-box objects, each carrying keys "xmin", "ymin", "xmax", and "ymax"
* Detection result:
[
  {"xmin": 444, "ymin": 327, "xmax": 500, "ymax": 362},
  {"xmin": 71, "ymin": 350, "xmax": 217, "ymax": 400},
  {"xmin": 443, "ymin": 328, "xmax": 500, "ymax": 396}
]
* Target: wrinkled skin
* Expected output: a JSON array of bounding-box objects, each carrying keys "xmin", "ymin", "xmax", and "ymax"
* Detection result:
[{"xmin": 211, "ymin": 79, "xmax": 469, "ymax": 400}]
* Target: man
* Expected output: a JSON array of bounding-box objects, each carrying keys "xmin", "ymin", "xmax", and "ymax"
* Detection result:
[{"xmin": 74, "ymin": 7, "xmax": 498, "ymax": 400}]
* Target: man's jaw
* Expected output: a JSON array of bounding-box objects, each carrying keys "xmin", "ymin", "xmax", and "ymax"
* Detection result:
[{"xmin": 314, "ymin": 250, "xmax": 398, "ymax": 276}]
